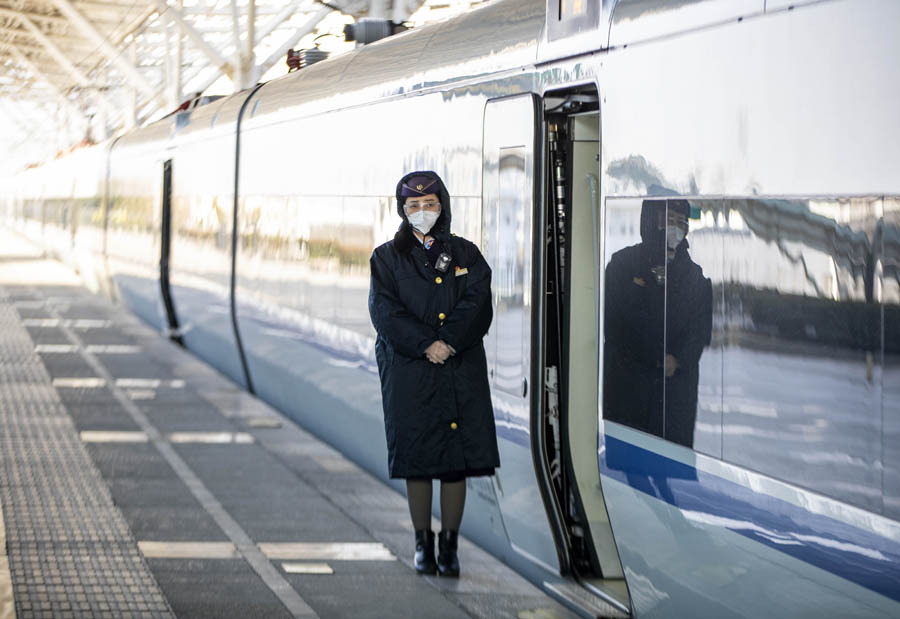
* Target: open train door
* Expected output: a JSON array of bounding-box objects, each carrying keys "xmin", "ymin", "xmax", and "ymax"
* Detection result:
[{"xmin": 482, "ymin": 95, "xmax": 562, "ymax": 575}]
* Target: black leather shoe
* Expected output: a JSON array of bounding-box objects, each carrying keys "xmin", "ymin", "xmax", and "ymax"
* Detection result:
[
  {"xmin": 415, "ymin": 530, "xmax": 437, "ymax": 575},
  {"xmin": 437, "ymin": 529, "xmax": 460, "ymax": 577}
]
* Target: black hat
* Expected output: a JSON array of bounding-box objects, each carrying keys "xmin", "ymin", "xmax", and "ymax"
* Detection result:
[
  {"xmin": 393, "ymin": 170, "xmax": 452, "ymax": 253},
  {"xmin": 399, "ymin": 176, "xmax": 439, "ymax": 197}
]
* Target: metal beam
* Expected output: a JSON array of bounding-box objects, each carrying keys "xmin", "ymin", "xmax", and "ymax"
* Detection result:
[
  {"xmin": 255, "ymin": 6, "xmax": 332, "ymax": 78},
  {"xmin": 173, "ymin": 0, "xmax": 183, "ymax": 107},
  {"xmin": 254, "ymin": 0, "xmax": 307, "ymax": 47},
  {"xmin": 49, "ymin": 0, "xmax": 166, "ymax": 106},
  {"xmin": 14, "ymin": 12, "xmax": 120, "ymax": 123},
  {"xmin": 0, "ymin": 10, "xmax": 70, "ymax": 29},
  {"xmin": 2, "ymin": 43, "xmax": 86, "ymax": 124},
  {"xmin": 247, "ymin": 0, "xmax": 256, "ymax": 74},
  {"xmin": 151, "ymin": 0, "xmax": 235, "ymax": 80},
  {"xmin": 231, "ymin": 0, "xmax": 243, "ymax": 89}
]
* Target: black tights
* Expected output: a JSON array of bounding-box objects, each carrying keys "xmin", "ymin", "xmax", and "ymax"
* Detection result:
[{"xmin": 406, "ymin": 479, "xmax": 466, "ymax": 532}]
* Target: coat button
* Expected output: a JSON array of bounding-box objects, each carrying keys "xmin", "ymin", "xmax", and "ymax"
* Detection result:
[
  {"xmin": 450, "ymin": 422, "xmax": 458, "ymax": 430},
  {"xmin": 438, "ymin": 312, "xmax": 446, "ymax": 320},
  {"xmin": 435, "ymin": 276, "xmax": 442, "ymax": 284}
]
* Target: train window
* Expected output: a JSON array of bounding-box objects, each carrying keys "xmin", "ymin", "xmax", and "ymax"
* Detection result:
[
  {"xmin": 602, "ymin": 198, "xmax": 721, "ymax": 455},
  {"xmin": 493, "ymin": 147, "xmax": 528, "ymax": 396},
  {"xmin": 884, "ymin": 198, "xmax": 900, "ymax": 519},
  {"xmin": 603, "ymin": 195, "xmax": 896, "ymax": 514},
  {"xmin": 720, "ymin": 197, "xmax": 883, "ymax": 514}
]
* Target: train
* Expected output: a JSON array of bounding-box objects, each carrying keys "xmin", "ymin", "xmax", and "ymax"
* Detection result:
[{"xmin": 3, "ymin": 0, "xmax": 899, "ymax": 616}]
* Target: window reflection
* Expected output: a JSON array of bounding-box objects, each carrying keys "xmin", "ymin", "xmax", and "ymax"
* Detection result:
[
  {"xmin": 883, "ymin": 198, "xmax": 900, "ymax": 519},
  {"xmin": 603, "ymin": 198, "xmax": 713, "ymax": 449},
  {"xmin": 602, "ymin": 195, "xmax": 895, "ymax": 515},
  {"xmin": 720, "ymin": 198, "xmax": 882, "ymax": 513}
]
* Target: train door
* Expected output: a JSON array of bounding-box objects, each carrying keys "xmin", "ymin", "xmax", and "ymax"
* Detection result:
[
  {"xmin": 482, "ymin": 95, "xmax": 562, "ymax": 573},
  {"xmin": 540, "ymin": 87, "xmax": 631, "ymax": 615},
  {"xmin": 159, "ymin": 159, "xmax": 182, "ymax": 345}
]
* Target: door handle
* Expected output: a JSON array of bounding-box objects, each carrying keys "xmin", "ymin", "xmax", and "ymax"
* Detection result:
[{"xmin": 522, "ymin": 377, "xmax": 528, "ymax": 398}]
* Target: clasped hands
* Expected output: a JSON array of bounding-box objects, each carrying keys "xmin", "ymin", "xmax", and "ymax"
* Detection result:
[{"xmin": 425, "ymin": 340, "xmax": 453, "ymax": 364}]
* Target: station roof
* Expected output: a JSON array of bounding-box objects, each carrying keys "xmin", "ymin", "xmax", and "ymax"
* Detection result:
[{"xmin": 0, "ymin": 0, "xmax": 483, "ymax": 170}]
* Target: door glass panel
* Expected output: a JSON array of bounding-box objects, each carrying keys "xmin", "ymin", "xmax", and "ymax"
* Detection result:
[{"xmin": 494, "ymin": 147, "xmax": 527, "ymax": 396}]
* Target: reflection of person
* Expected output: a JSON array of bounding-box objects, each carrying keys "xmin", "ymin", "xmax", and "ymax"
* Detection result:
[
  {"xmin": 368, "ymin": 170, "xmax": 499, "ymax": 578},
  {"xmin": 604, "ymin": 199, "xmax": 712, "ymax": 448}
]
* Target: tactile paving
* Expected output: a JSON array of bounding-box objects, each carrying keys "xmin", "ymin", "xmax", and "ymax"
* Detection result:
[{"xmin": 0, "ymin": 289, "xmax": 174, "ymax": 619}]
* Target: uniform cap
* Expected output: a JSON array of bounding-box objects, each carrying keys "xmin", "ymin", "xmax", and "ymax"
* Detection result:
[{"xmin": 399, "ymin": 176, "xmax": 439, "ymax": 197}]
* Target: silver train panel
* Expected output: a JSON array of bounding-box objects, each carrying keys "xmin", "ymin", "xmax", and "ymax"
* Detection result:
[
  {"xmin": 601, "ymin": 0, "xmax": 900, "ymax": 197},
  {"xmin": 608, "ymin": 0, "xmax": 764, "ymax": 49},
  {"xmin": 482, "ymin": 94, "xmax": 560, "ymax": 573},
  {"xmin": 168, "ymin": 94, "xmax": 253, "ymax": 387},
  {"xmin": 106, "ymin": 120, "xmax": 175, "ymax": 331},
  {"xmin": 597, "ymin": 0, "xmax": 900, "ymax": 614},
  {"xmin": 242, "ymin": 0, "xmax": 543, "ymax": 134}
]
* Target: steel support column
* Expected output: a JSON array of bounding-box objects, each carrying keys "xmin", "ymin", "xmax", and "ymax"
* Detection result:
[{"xmin": 173, "ymin": 0, "xmax": 184, "ymax": 108}]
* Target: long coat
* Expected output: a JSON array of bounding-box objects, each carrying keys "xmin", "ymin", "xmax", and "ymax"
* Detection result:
[
  {"xmin": 603, "ymin": 240, "xmax": 712, "ymax": 449},
  {"xmin": 368, "ymin": 175, "xmax": 499, "ymax": 479}
]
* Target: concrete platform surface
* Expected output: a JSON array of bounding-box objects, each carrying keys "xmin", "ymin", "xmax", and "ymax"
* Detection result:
[{"xmin": 0, "ymin": 229, "xmax": 576, "ymax": 619}]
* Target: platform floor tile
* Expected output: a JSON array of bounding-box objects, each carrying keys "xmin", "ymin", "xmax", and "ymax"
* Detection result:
[
  {"xmin": 0, "ymin": 294, "xmax": 175, "ymax": 619},
  {"xmin": 0, "ymin": 238, "xmax": 579, "ymax": 619}
]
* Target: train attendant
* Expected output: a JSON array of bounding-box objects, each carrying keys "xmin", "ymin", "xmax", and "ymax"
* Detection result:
[{"xmin": 368, "ymin": 170, "xmax": 499, "ymax": 578}]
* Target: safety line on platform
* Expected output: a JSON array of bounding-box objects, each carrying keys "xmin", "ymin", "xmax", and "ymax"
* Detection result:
[{"xmin": 42, "ymin": 293, "xmax": 319, "ymax": 619}]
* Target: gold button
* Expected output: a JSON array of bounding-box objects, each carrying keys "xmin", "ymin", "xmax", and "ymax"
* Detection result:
[
  {"xmin": 435, "ymin": 277, "xmax": 442, "ymax": 284},
  {"xmin": 438, "ymin": 312, "xmax": 446, "ymax": 320},
  {"xmin": 450, "ymin": 422, "xmax": 458, "ymax": 430}
]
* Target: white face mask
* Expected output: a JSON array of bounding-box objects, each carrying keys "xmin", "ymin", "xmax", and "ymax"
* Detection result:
[
  {"xmin": 407, "ymin": 208, "xmax": 441, "ymax": 235},
  {"xmin": 667, "ymin": 225, "xmax": 686, "ymax": 250}
]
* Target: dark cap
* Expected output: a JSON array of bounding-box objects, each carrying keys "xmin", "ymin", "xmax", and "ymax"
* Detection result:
[{"xmin": 399, "ymin": 176, "xmax": 439, "ymax": 198}]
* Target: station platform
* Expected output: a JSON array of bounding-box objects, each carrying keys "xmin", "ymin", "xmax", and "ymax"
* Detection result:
[{"xmin": 0, "ymin": 229, "xmax": 575, "ymax": 619}]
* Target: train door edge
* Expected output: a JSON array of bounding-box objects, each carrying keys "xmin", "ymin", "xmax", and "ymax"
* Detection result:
[
  {"xmin": 540, "ymin": 83, "xmax": 632, "ymax": 615},
  {"xmin": 481, "ymin": 93, "xmax": 571, "ymax": 577},
  {"xmin": 159, "ymin": 158, "xmax": 183, "ymax": 346}
]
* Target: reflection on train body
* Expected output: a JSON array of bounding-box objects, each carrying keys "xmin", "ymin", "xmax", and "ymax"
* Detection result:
[{"xmin": 604, "ymin": 196, "xmax": 895, "ymax": 517}]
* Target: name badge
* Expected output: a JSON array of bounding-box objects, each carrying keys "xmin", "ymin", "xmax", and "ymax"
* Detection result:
[{"xmin": 455, "ymin": 267, "xmax": 468, "ymax": 277}]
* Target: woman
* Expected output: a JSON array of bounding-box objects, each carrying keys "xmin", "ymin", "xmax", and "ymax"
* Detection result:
[{"xmin": 368, "ymin": 170, "xmax": 499, "ymax": 577}]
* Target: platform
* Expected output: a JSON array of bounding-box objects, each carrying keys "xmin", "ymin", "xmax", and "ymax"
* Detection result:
[{"xmin": 0, "ymin": 229, "xmax": 575, "ymax": 619}]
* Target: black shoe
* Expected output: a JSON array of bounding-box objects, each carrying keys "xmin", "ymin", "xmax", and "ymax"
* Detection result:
[
  {"xmin": 415, "ymin": 530, "xmax": 437, "ymax": 575},
  {"xmin": 437, "ymin": 529, "xmax": 460, "ymax": 578}
]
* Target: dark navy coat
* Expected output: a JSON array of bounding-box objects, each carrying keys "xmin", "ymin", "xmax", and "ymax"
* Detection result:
[
  {"xmin": 368, "ymin": 172, "xmax": 499, "ymax": 479},
  {"xmin": 603, "ymin": 239, "xmax": 712, "ymax": 448}
]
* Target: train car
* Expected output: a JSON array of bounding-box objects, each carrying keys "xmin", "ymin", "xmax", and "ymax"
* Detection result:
[{"xmin": 3, "ymin": 0, "xmax": 899, "ymax": 616}]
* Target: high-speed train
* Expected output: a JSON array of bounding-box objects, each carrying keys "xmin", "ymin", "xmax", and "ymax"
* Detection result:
[{"xmin": 4, "ymin": 0, "xmax": 899, "ymax": 616}]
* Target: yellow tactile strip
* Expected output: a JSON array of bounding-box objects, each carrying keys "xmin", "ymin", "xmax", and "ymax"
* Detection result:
[{"xmin": 0, "ymin": 289, "xmax": 174, "ymax": 619}]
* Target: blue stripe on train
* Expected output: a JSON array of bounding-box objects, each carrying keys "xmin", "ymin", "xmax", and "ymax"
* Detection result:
[{"xmin": 599, "ymin": 434, "xmax": 900, "ymax": 603}]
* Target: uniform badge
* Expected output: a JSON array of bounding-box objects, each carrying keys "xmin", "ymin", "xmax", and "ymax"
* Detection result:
[
  {"xmin": 455, "ymin": 266, "xmax": 468, "ymax": 276},
  {"xmin": 632, "ymin": 276, "xmax": 645, "ymax": 287}
]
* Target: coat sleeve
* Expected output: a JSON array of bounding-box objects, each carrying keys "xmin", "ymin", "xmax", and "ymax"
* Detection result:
[
  {"xmin": 670, "ymin": 273, "xmax": 712, "ymax": 366},
  {"xmin": 369, "ymin": 249, "xmax": 438, "ymax": 359},
  {"xmin": 438, "ymin": 247, "xmax": 492, "ymax": 353}
]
